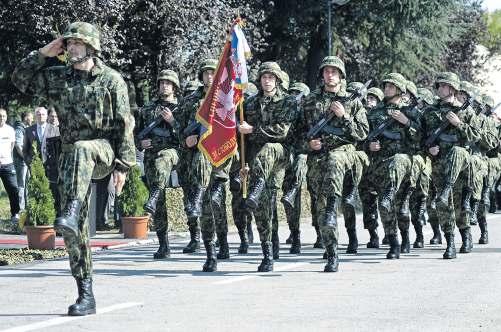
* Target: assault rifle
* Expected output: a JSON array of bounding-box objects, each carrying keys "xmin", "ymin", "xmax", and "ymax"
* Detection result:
[
  {"xmin": 424, "ymin": 93, "xmax": 477, "ymax": 148},
  {"xmin": 182, "ymin": 120, "xmax": 202, "ymax": 137},
  {"xmin": 136, "ymin": 106, "xmax": 178, "ymax": 141},
  {"xmin": 306, "ymin": 79, "xmax": 371, "ymax": 140}
]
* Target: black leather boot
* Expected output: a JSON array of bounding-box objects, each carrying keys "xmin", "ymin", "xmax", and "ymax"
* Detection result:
[
  {"xmin": 245, "ymin": 177, "xmax": 266, "ymax": 211},
  {"xmin": 216, "ymin": 232, "xmax": 230, "ymax": 259},
  {"xmin": 55, "ymin": 199, "xmax": 82, "ymax": 240},
  {"xmin": 417, "ymin": 196, "xmax": 428, "ymax": 225},
  {"xmin": 469, "ymin": 200, "xmax": 479, "ymax": 225},
  {"xmin": 380, "ymin": 186, "xmax": 396, "ymax": 212},
  {"xmin": 153, "ymin": 230, "xmax": 170, "ymax": 259},
  {"xmin": 437, "ymin": 182, "xmax": 453, "ymax": 207},
  {"xmin": 386, "ymin": 234, "xmax": 400, "ymax": 259},
  {"xmin": 399, "ymin": 187, "xmax": 414, "ymax": 217},
  {"xmin": 367, "ymin": 228, "xmax": 379, "ymax": 248},
  {"xmin": 210, "ymin": 180, "xmax": 225, "ymax": 210},
  {"xmin": 186, "ymin": 186, "xmax": 206, "ymax": 218},
  {"xmin": 236, "ymin": 221, "xmax": 249, "ymax": 254},
  {"xmin": 400, "ymin": 229, "xmax": 410, "ymax": 254},
  {"xmin": 281, "ymin": 185, "xmax": 299, "ymax": 210},
  {"xmin": 346, "ymin": 228, "xmax": 358, "ymax": 254},
  {"xmin": 144, "ymin": 186, "xmax": 162, "ymax": 215},
  {"xmin": 272, "ymin": 229, "xmax": 280, "ymax": 260},
  {"xmin": 68, "ymin": 278, "xmax": 96, "ymax": 316},
  {"xmin": 183, "ymin": 224, "xmax": 200, "ymax": 253},
  {"xmin": 488, "ymin": 189, "xmax": 497, "ymax": 213},
  {"xmin": 289, "ymin": 229, "xmax": 301, "ymax": 254},
  {"xmin": 461, "ymin": 187, "xmax": 472, "ymax": 213},
  {"xmin": 343, "ymin": 180, "xmax": 357, "ymax": 208},
  {"xmin": 202, "ymin": 240, "xmax": 217, "ymax": 272},
  {"xmin": 413, "ymin": 223, "xmax": 424, "ymax": 248},
  {"xmin": 430, "ymin": 223, "xmax": 442, "ymax": 245},
  {"xmin": 285, "ymin": 232, "xmax": 293, "ymax": 244},
  {"xmin": 313, "ymin": 225, "xmax": 324, "ymax": 249},
  {"xmin": 257, "ymin": 241, "xmax": 273, "ymax": 272},
  {"xmin": 382, "ymin": 235, "xmax": 389, "ymax": 245},
  {"xmin": 478, "ymin": 217, "xmax": 488, "ymax": 244},
  {"xmin": 324, "ymin": 244, "xmax": 339, "ymax": 272},
  {"xmin": 324, "ymin": 195, "xmax": 338, "ymax": 228},
  {"xmin": 482, "ymin": 186, "xmax": 490, "ymax": 212},
  {"xmin": 443, "ymin": 233, "xmax": 456, "ymax": 259},
  {"xmin": 459, "ymin": 228, "xmax": 473, "ymax": 253}
]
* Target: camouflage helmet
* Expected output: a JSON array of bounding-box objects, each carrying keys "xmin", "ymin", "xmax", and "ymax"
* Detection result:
[
  {"xmin": 184, "ymin": 80, "xmax": 202, "ymax": 94},
  {"xmin": 417, "ymin": 88, "xmax": 435, "ymax": 105},
  {"xmin": 483, "ymin": 94, "xmax": 495, "ymax": 109},
  {"xmin": 346, "ymin": 81, "xmax": 364, "ymax": 93},
  {"xmin": 63, "ymin": 22, "xmax": 101, "ymax": 52},
  {"xmin": 367, "ymin": 87, "xmax": 384, "ymax": 102},
  {"xmin": 289, "ymin": 82, "xmax": 310, "ymax": 96},
  {"xmin": 198, "ymin": 58, "xmax": 218, "ymax": 81},
  {"xmin": 406, "ymin": 80, "xmax": 418, "ymax": 98},
  {"xmin": 157, "ymin": 69, "xmax": 180, "ymax": 90},
  {"xmin": 319, "ymin": 56, "xmax": 346, "ymax": 78},
  {"xmin": 257, "ymin": 61, "xmax": 282, "ymax": 83},
  {"xmin": 280, "ymin": 70, "xmax": 290, "ymax": 91},
  {"xmin": 381, "ymin": 73, "xmax": 407, "ymax": 94},
  {"xmin": 435, "ymin": 72, "xmax": 460, "ymax": 91},
  {"xmin": 458, "ymin": 81, "xmax": 475, "ymax": 97}
]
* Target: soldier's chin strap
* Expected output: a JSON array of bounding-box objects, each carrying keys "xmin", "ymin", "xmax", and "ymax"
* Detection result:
[{"xmin": 68, "ymin": 47, "xmax": 93, "ymax": 66}]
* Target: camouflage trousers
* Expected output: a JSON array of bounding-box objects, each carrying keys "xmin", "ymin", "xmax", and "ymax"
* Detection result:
[
  {"xmin": 307, "ymin": 145, "xmax": 356, "ymax": 247},
  {"xmin": 487, "ymin": 155, "xmax": 501, "ymax": 192},
  {"xmin": 178, "ymin": 149, "xmax": 199, "ymax": 228},
  {"xmin": 250, "ymin": 143, "xmax": 290, "ymax": 242},
  {"xmin": 408, "ymin": 154, "xmax": 432, "ymax": 227},
  {"xmin": 144, "ymin": 149, "xmax": 179, "ymax": 232},
  {"xmin": 59, "ymin": 139, "xmax": 116, "ymax": 279},
  {"xmin": 430, "ymin": 146, "xmax": 471, "ymax": 233},
  {"xmin": 189, "ymin": 150, "xmax": 231, "ymax": 187},
  {"xmin": 343, "ymin": 150, "xmax": 371, "ymax": 231},
  {"xmin": 282, "ymin": 154, "xmax": 307, "ymax": 232},
  {"xmin": 360, "ymin": 153, "xmax": 412, "ymax": 236},
  {"xmin": 468, "ymin": 154, "xmax": 488, "ymax": 201}
]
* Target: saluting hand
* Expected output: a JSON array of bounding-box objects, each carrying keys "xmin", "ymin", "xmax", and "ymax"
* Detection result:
[{"xmin": 40, "ymin": 37, "xmax": 65, "ymax": 57}]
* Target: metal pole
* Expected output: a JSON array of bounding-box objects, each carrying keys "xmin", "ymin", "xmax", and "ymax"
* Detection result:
[{"xmin": 327, "ymin": 0, "xmax": 332, "ymax": 55}]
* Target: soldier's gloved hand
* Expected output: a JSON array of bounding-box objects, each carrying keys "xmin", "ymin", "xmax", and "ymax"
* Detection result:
[
  {"xmin": 369, "ymin": 141, "xmax": 381, "ymax": 152},
  {"xmin": 329, "ymin": 101, "xmax": 345, "ymax": 118},
  {"xmin": 141, "ymin": 139, "xmax": 152, "ymax": 149},
  {"xmin": 389, "ymin": 109, "xmax": 410, "ymax": 126},
  {"xmin": 309, "ymin": 139, "xmax": 322, "ymax": 151},
  {"xmin": 446, "ymin": 111, "xmax": 462, "ymax": 127},
  {"xmin": 238, "ymin": 121, "xmax": 253, "ymax": 134},
  {"xmin": 39, "ymin": 37, "xmax": 65, "ymax": 57},
  {"xmin": 429, "ymin": 146, "xmax": 440, "ymax": 156},
  {"xmin": 114, "ymin": 170, "xmax": 127, "ymax": 196},
  {"xmin": 186, "ymin": 135, "xmax": 198, "ymax": 148},
  {"xmin": 161, "ymin": 109, "xmax": 174, "ymax": 124}
]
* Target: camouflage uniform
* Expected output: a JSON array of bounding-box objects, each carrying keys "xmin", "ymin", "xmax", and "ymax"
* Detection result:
[
  {"xmin": 135, "ymin": 69, "xmax": 182, "ymax": 259},
  {"xmin": 12, "ymin": 22, "xmax": 135, "ymax": 316},
  {"xmin": 421, "ymin": 72, "xmax": 482, "ymax": 259},
  {"xmin": 361, "ymin": 73, "xmax": 421, "ymax": 259},
  {"xmin": 303, "ymin": 56, "xmax": 368, "ymax": 271},
  {"xmin": 242, "ymin": 62, "xmax": 296, "ymax": 272},
  {"xmin": 281, "ymin": 82, "xmax": 310, "ymax": 254}
]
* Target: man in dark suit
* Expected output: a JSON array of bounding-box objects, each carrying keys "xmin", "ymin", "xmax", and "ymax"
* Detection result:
[{"xmin": 23, "ymin": 106, "xmax": 47, "ymax": 165}]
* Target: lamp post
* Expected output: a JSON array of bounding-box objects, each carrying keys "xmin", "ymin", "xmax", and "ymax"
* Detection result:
[{"xmin": 327, "ymin": 0, "xmax": 351, "ymax": 55}]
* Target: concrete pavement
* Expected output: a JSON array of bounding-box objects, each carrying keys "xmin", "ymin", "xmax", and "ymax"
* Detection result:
[{"xmin": 1, "ymin": 214, "xmax": 501, "ymax": 332}]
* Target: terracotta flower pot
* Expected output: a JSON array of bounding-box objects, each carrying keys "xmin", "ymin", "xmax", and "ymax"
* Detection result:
[
  {"xmin": 122, "ymin": 216, "xmax": 149, "ymax": 239},
  {"xmin": 25, "ymin": 225, "xmax": 56, "ymax": 250}
]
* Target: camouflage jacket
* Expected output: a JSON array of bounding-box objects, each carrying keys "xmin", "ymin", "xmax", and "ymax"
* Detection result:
[
  {"xmin": 179, "ymin": 86, "xmax": 205, "ymax": 148},
  {"xmin": 473, "ymin": 113, "xmax": 498, "ymax": 155},
  {"xmin": 135, "ymin": 98, "xmax": 181, "ymax": 154},
  {"xmin": 421, "ymin": 100, "xmax": 481, "ymax": 157},
  {"xmin": 243, "ymin": 89, "xmax": 296, "ymax": 157},
  {"xmin": 366, "ymin": 100, "xmax": 422, "ymax": 160},
  {"xmin": 302, "ymin": 87, "xmax": 368, "ymax": 153},
  {"xmin": 12, "ymin": 51, "xmax": 135, "ymax": 171}
]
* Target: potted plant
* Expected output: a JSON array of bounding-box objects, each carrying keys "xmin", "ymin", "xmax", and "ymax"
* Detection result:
[
  {"xmin": 117, "ymin": 165, "xmax": 150, "ymax": 239},
  {"xmin": 24, "ymin": 144, "xmax": 56, "ymax": 249}
]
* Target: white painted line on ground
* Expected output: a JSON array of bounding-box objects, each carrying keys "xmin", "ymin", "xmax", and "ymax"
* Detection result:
[
  {"xmin": 213, "ymin": 262, "xmax": 309, "ymax": 285},
  {"xmin": 0, "ymin": 302, "xmax": 143, "ymax": 332}
]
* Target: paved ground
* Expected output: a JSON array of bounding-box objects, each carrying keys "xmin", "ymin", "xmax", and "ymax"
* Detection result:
[{"xmin": 1, "ymin": 214, "xmax": 501, "ymax": 332}]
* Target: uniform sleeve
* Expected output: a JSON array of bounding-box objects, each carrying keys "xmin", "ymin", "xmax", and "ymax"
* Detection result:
[
  {"xmin": 456, "ymin": 107, "xmax": 481, "ymax": 144},
  {"xmin": 342, "ymin": 99, "xmax": 369, "ymax": 142},
  {"xmin": 111, "ymin": 78, "xmax": 136, "ymax": 171},
  {"xmin": 134, "ymin": 108, "xmax": 145, "ymax": 151},
  {"xmin": 11, "ymin": 50, "xmax": 50, "ymax": 99},
  {"xmin": 479, "ymin": 116, "xmax": 498, "ymax": 151}
]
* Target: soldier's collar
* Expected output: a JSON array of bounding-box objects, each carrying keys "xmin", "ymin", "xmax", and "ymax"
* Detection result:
[
  {"xmin": 321, "ymin": 87, "xmax": 346, "ymax": 98},
  {"xmin": 90, "ymin": 58, "xmax": 105, "ymax": 77},
  {"xmin": 259, "ymin": 88, "xmax": 283, "ymax": 102}
]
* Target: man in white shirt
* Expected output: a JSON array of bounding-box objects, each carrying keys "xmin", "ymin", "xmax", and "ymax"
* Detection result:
[
  {"xmin": 13, "ymin": 111, "xmax": 33, "ymax": 210},
  {"xmin": 0, "ymin": 108, "xmax": 20, "ymax": 223}
]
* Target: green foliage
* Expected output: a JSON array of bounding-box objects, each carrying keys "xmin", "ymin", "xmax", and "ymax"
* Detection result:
[
  {"xmin": 118, "ymin": 166, "xmax": 148, "ymax": 217},
  {"xmin": 26, "ymin": 144, "xmax": 55, "ymax": 226},
  {"xmin": 483, "ymin": 9, "xmax": 501, "ymax": 52}
]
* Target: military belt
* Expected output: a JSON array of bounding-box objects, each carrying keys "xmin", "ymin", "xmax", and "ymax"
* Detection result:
[
  {"xmin": 381, "ymin": 130, "xmax": 401, "ymax": 140},
  {"xmin": 321, "ymin": 124, "xmax": 344, "ymax": 136}
]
